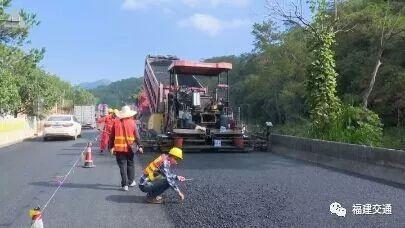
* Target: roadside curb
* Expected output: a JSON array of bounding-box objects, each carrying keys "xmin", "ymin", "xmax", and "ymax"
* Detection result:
[
  {"xmin": 271, "ymin": 134, "xmax": 405, "ymax": 186},
  {"xmin": 0, "ymin": 131, "xmax": 43, "ymax": 149}
]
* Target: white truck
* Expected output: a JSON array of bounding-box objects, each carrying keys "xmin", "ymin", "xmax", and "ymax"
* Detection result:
[{"xmin": 74, "ymin": 106, "xmax": 96, "ymax": 129}]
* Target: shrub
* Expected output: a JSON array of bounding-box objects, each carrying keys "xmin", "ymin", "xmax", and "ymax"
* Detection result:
[{"xmin": 326, "ymin": 105, "xmax": 383, "ymax": 146}]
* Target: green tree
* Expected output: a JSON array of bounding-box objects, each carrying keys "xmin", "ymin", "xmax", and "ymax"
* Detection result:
[
  {"xmin": 0, "ymin": 65, "xmax": 20, "ymax": 113},
  {"xmin": 90, "ymin": 77, "xmax": 143, "ymax": 107},
  {"xmin": 0, "ymin": 0, "xmax": 39, "ymax": 45},
  {"xmin": 336, "ymin": 0, "xmax": 405, "ymax": 126},
  {"xmin": 350, "ymin": 0, "xmax": 405, "ymax": 109},
  {"xmin": 305, "ymin": 0, "xmax": 342, "ymax": 134},
  {"xmin": 0, "ymin": 0, "xmax": 40, "ymax": 114},
  {"xmin": 252, "ymin": 19, "xmax": 280, "ymax": 52},
  {"xmin": 74, "ymin": 87, "xmax": 95, "ymax": 106}
]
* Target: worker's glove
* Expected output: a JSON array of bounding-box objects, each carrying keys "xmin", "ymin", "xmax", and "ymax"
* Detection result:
[
  {"xmin": 137, "ymin": 145, "xmax": 144, "ymax": 154},
  {"xmin": 109, "ymin": 148, "xmax": 115, "ymax": 155},
  {"xmin": 195, "ymin": 125, "xmax": 206, "ymax": 132},
  {"xmin": 177, "ymin": 176, "xmax": 186, "ymax": 182}
]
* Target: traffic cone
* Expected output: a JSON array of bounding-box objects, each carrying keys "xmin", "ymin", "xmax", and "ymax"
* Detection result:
[
  {"xmin": 29, "ymin": 207, "xmax": 44, "ymax": 228},
  {"xmin": 82, "ymin": 142, "xmax": 95, "ymax": 168}
]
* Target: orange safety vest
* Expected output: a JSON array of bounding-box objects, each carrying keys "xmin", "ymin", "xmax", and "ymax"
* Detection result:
[
  {"xmin": 113, "ymin": 118, "xmax": 136, "ymax": 153},
  {"xmin": 103, "ymin": 115, "xmax": 114, "ymax": 134},
  {"xmin": 143, "ymin": 154, "xmax": 168, "ymax": 181}
]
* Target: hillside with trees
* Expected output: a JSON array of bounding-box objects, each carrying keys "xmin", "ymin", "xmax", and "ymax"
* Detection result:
[
  {"xmin": 206, "ymin": 0, "xmax": 404, "ymax": 149},
  {"xmin": 90, "ymin": 77, "xmax": 143, "ymax": 108}
]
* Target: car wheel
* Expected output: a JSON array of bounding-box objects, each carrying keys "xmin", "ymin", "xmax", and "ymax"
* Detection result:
[{"xmin": 43, "ymin": 136, "xmax": 48, "ymax": 141}]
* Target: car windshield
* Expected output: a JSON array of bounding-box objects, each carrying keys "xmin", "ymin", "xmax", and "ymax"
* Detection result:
[{"xmin": 47, "ymin": 116, "xmax": 71, "ymax": 121}]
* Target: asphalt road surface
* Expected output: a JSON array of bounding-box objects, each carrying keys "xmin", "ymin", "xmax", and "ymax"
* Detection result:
[
  {"xmin": 1, "ymin": 130, "xmax": 405, "ymax": 227},
  {"xmin": 0, "ymin": 130, "xmax": 172, "ymax": 228}
]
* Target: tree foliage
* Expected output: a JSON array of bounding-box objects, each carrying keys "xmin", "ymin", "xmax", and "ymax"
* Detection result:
[
  {"xmin": 305, "ymin": 0, "xmax": 342, "ymax": 135},
  {"xmin": 89, "ymin": 77, "xmax": 143, "ymax": 108},
  {"xmin": 208, "ymin": 0, "xmax": 404, "ymax": 147},
  {"xmin": 0, "ymin": 1, "xmax": 94, "ymax": 116}
]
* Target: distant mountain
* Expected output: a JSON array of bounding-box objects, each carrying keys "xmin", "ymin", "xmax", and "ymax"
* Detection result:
[
  {"xmin": 89, "ymin": 77, "xmax": 143, "ymax": 107},
  {"xmin": 79, "ymin": 79, "xmax": 112, "ymax": 89}
]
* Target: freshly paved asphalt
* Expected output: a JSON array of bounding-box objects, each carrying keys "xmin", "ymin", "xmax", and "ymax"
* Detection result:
[
  {"xmin": 0, "ymin": 130, "xmax": 173, "ymax": 228},
  {"xmin": 1, "ymin": 130, "xmax": 405, "ymax": 227}
]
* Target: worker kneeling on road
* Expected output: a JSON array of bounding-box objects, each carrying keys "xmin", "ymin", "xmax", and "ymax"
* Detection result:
[{"xmin": 139, "ymin": 147, "xmax": 186, "ymax": 204}]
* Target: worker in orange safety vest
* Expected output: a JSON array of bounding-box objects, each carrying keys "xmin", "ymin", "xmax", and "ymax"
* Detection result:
[
  {"xmin": 139, "ymin": 147, "xmax": 186, "ymax": 204},
  {"xmin": 99, "ymin": 109, "xmax": 116, "ymax": 153},
  {"xmin": 109, "ymin": 106, "xmax": 143, "ymax": 191}
]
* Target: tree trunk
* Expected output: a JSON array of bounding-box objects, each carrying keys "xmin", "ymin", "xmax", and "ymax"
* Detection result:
[
  {"xmin": 334, "ymin": 0, "xmax": 338, "ymax": 21},
  {"xmin": 362, "ymin": 49, "xmax": 383, "ymax": 109},
  {"xmin": 275, "ymin": 93, "xmax": 282, "ymax": 124}
]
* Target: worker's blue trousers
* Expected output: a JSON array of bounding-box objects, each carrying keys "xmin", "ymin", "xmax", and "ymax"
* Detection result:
[{"xmin": 139, "ymin": 178, "xmax": 170, "ymax": 197}]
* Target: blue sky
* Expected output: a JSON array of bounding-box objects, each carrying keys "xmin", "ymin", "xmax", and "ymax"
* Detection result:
[{"xmin": 11, "ymin": 0, "xmax": 272, "ymax": 84}]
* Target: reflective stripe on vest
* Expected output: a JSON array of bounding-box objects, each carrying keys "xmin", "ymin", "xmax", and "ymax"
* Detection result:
[
  {"xmin": 113, "ymin": 118, "xmax": 136, "ymax": 152},
  {"xmin": 143, "ymin": 154, "xmax": 167, "ymax": 181}
]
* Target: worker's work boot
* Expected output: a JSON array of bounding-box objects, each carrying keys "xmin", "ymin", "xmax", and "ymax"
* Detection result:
[{"xmin": 146, "ymin": 196, "xmax": 163, "ymax": 204}]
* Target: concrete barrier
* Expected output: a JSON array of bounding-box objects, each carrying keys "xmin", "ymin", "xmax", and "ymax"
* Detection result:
[
  {"xmin": 0, "ymin": 116, "xmax": 40, "ymax": 148},
  {"xmin": 271, "ymin": 134, "xmax": 405, "ymax": 185}
]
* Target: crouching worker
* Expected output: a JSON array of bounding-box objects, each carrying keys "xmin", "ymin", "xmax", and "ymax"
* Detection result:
[{"xmin": 139, "ymin": 147, "xmax": 186, "ymax": 204}]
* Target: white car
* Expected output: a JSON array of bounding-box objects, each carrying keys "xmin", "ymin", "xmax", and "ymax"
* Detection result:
[{"xmin": 43, "ymin": 115, "xmax": 82, "ymax": 141}]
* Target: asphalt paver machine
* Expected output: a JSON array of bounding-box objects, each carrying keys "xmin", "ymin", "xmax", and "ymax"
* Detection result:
[{"xmin": 141, "ymin": 55, "xmax": 252, "ymax": 152}]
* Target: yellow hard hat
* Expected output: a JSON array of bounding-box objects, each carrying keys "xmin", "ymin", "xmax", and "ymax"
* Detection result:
[
  {"xmin": 113, "ymin": 109, "xmax": 119, "ymax": 115},
  {"xmin": 169, "ymin": 147, "xmax": 183, "ymax": 160},
  {"xmin": 108, "ymin": 108, "xmax": 114, "ymax": 113},
  {"xmin": 29, "ymin": 208, "xmax": 41, "ymax": 218}
]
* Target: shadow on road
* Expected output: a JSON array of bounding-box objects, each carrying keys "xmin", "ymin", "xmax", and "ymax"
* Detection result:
[
  {"xmin": 57, "ymin": 152, "xmax": 82, "ymax": 156},
  {"xmin": 71, "ymin": 142, "xmax": 89, "ymax": 148},
  {"xmin": 279, "ymin": 154, "xmax": 405, "ymax": 191},
  {"xmin": 105, "ymin": 195, "xmax": 149, "ymax": 204},
  {"xmin": 139, "ymin": 152, "xmax": 302, "ymax": 171},
  {"xmin": 23, "ymin": 137, "xmax": 42, "ymax": 142},
  {"xmin": 30, "ymin": 181, "xmax": 119, "ymax": 191},
  {"xmin": 61, "ymin": 148, "xmax": 81, "ymax": 151}
]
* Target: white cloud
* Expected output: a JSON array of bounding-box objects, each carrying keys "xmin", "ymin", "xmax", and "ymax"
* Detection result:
[
  {"xmin": 121, "ymin": 0, "xmax": 170, "ymax": 11},
  {"xmin": 162, "ymin": 7, "xmax": 174, "ymax": 15},
  {"xmin": 122, "ymin": 0, "xmax": 249, "ymax": 11},
  {"xmin": 182, "ymin": 0, "xmax": 249, "ymax": 8},
  {"xmin": 181, "ymin": 0, "xmax": 200, "ymax": 8},
  {"xmin": 178, "ymin": 13, "xmax": 250, "ymax": 36}
]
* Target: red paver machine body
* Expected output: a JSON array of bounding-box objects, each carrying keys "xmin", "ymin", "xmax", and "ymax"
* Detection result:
[{"xmin": 141, "ymin": 55, "xmax": 251, "ymax": 152}]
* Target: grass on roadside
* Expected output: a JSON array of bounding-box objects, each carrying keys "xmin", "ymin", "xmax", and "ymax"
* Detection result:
[
  {"xmin": 271, "ymin": 121, "xmax": 405, "ymax": 151},
  {"xmin": 382, "ymin": 127, "xmax": 405, "ymax": 151}
]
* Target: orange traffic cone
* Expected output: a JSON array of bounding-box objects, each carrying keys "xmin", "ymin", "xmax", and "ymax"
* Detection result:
[
  {"xmin": 29, "ymin": 207, "xmax": 43, "ymax": 228},
  {"xmin": 82, "ymin": 142, "xmax": 95, "ymax": 168}
]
